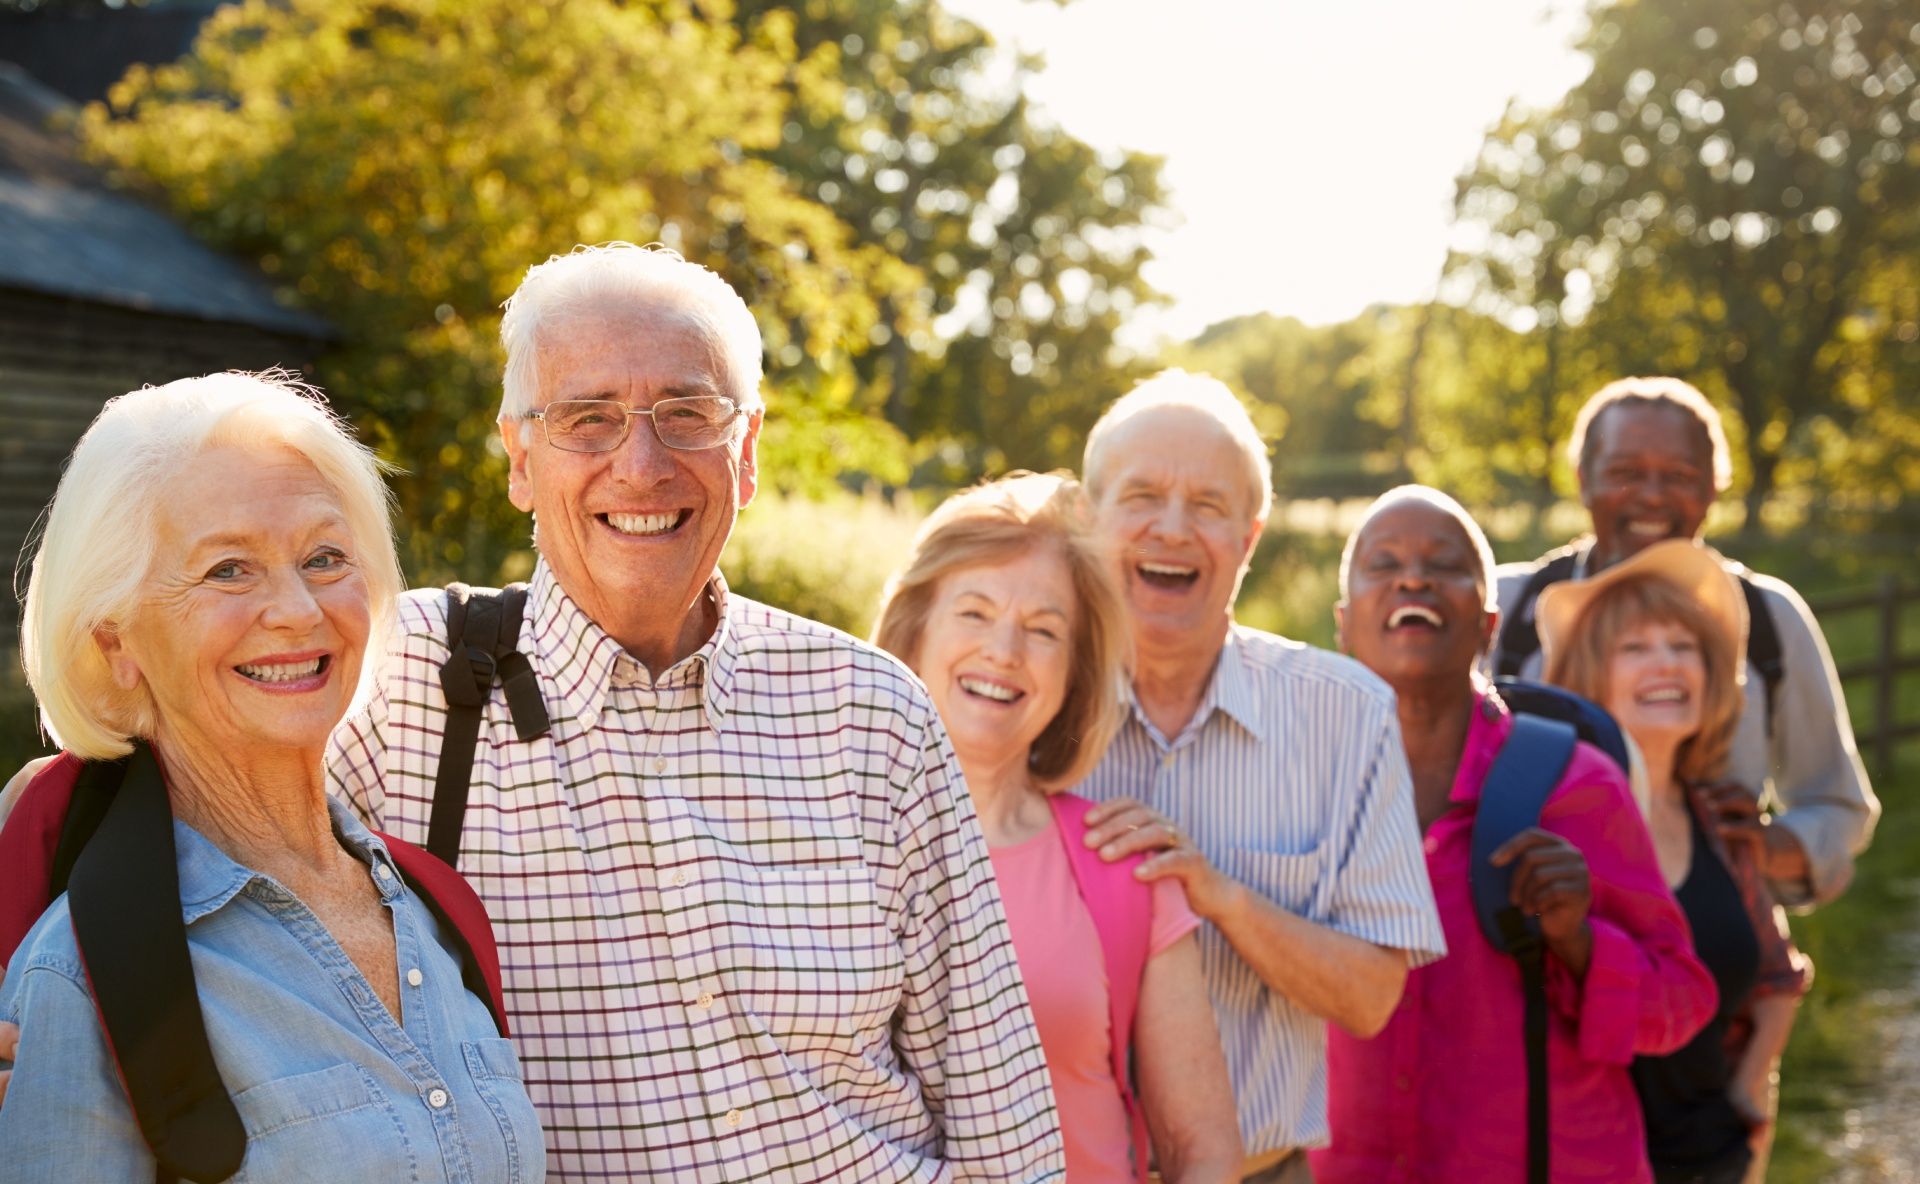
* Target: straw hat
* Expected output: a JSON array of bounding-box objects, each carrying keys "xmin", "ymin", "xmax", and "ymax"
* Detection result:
[{"xmin": 1535, "ymin": 539, "xmax": 1749, "ymax": 680}]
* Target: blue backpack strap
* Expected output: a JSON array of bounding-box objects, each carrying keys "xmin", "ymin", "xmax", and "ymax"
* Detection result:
[
  {"xmin": 1468, "ymin": 712, "xmax": 1578, "ymax": 1184},
  {"xmin": 1493, "ymin": 678, "xmax": 1629, "ymax": 773},
  {"xmin": 1469, "ymin": 713, "xmax": 1578, "ymax": 952}
]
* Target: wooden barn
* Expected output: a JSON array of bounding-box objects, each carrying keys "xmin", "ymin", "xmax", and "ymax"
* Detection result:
[{"xmin": 0, "ymin": 62, "xmax": 331, "ymax": 652}]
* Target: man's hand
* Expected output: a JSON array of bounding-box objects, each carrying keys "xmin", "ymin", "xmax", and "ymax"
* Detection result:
[
  {"xmin": 1082, "ymin": 798, "xmax": 1237, "ymax": 920},
  {"xmin": 1695, "ymin": 781, "xmax": 1812, "ymax": 885},
  {"xmin": 1490, "ymin": 828, "xmax": 1594, "ymax": 978}
]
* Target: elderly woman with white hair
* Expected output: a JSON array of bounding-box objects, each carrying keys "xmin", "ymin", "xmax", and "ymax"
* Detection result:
[
  {"xmin": 0, "ymin": 373, "xmax": 544, "ymax": 1183},
  {"xmin": 1314, "ymin": 485, "xmax": 1712, "ymax": 1184}
]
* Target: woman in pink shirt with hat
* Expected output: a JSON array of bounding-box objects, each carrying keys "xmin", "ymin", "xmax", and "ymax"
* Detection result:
[
  {"xmin": 1315, "ymin": 486, "xmax": 1715, "ymax": 1183},
  {"xmin": 875, "ymin": 473, "xmax": 1241, "ymax": 1183}
]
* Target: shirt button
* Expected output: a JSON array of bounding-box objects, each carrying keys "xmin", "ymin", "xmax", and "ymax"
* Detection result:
[
  {"xmin": 580, "ymin": 710, "xmax": 597, "ymax": 730},
  {"xmin": 406, "ymin": 968, "xmax": 424, "ymax": 988},
  {"xmin": 653, "ymin": 757, "xmax": 667, "ymax": 773},
  {"xmin": 725, "ymin": 1108, "xmax": 743, "ymax": 1127},
  {"xmin": 671, "ymin": 871, "xmax": 689, "ymax": 887},
  {"xmin": 374, "ymin": 863, "xmax": 393, "ymax": 881},
  {"xmin": 696, "ymin": 991, "xmax": 715, "ymax": 1010},
  {"xmin": 428, "ymin": 1088, "xmax": 449, "ymax": 1109}
]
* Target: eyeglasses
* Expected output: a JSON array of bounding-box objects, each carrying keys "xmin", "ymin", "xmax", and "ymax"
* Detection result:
[{"xmin": 526, "ymin": 397, "xmax": 748, "ymax": 453}]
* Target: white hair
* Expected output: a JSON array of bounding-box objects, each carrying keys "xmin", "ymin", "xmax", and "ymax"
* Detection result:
[
  {"xmin": 1082, "ymin": 369, "xmax": 1273, "ymax": 520},
  {"xmin": 497, "ymin": 242, "xmax": 765, "ymax": 422},
  {"xmin": 20, "ymin": 371, "xmax": 402, "ymax": 760},
  {"xmin": 1338, "ymin": 484, "xmax": 1500, "ymax": 612}
]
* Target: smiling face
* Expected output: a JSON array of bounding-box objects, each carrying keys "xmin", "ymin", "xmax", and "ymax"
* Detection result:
[
  {"xmin": 1602, "ymin": 616, "xmax": 1707, "ymax": 753},
  {"xmin": 912, "ymin": 547, "xmax": 1077, "ymax": 782},
  {"xmin": 1580, "ymin": 401, "xmax": 1716, "ymax": 569},
  {"xmin": 98, "ymin": 446, "xmax": 371, "ymax": 760},
  {"xmin": 501, "ymin": 303, "xmax": 762, "ymax": 664},
  {"xmin": 1337, "ymin": 501, "xmax": 1493, "ymax": 689},
  {"xmin": 1089, "ymin": 406, "xmax": 1265, "ymax": 655}
]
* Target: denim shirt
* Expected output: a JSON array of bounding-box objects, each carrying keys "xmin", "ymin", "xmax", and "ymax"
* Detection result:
[{"xmin": 0, "ymin": 798, "xmax": 545, "ymax": 1184}]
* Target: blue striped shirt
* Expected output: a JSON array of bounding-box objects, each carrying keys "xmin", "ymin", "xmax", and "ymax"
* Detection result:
[{"xmin": 1077, "ymin": 624, "xmax": 1446, "ymax": 1156}]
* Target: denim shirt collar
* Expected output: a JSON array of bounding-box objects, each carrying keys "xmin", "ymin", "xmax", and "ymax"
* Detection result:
[{"xmin": 175, "ymin": 796, "xmax": 404, "ymax": 925}]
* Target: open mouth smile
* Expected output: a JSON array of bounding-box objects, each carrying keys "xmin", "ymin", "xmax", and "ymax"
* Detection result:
[
  {"xmin": 234, "ymin": 655, "xmax": 331, "ymax": 688},
  {"xmin": 1137, "ymin": 561, "xmax": 1199, "ymax": 590},
  {"xmin": 958, "ymin": 675, "xmax": 1024, "ymax": 705},
  {"xmin": 602, "ymin": 510, "xmax": 690, "ymax": 537},
  {"xmin": 1386, "ymin": 604, "xmax": 1444, "ymax": 632}
]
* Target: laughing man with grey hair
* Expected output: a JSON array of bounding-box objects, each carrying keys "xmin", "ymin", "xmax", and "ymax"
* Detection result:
[
  {"xmin": 326, "ymin": 243, "xmax": 1062, "ymax": 1182},
  {"xmin": 1073, "ymin": 370, "xmax": 1445, "ymax": 1182}
]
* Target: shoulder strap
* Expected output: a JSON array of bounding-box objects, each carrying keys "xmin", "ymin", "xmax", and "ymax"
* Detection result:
[
  {"xmin": 381, "ymin": 832, "xmax": 510, "ymax": 1036},
  {"xmin": 1468, "ymin": 714, "xmax": 1576, "ymax": 1184},
  {"xmin": 66, "ymin": 743, "xmax": 247, "ymax": 1184},
  {"xmin": 1047, "ymin": 794, "xmax": 1154, "ymax": 1184},
  {"xmin": 1469, "ymin": 714, "xmax": 1579, "ymax": 953},
  {"xmin": 431, "ymin": 582, "xmax": 550, "ymax": 867},
  {"xmin": 1493, "ymin": 550, "xmax": 1581, "ymax": 678},
  {"xmin": 1737, "ymin": 574, "xmax": 1783, "ymax": 737}
]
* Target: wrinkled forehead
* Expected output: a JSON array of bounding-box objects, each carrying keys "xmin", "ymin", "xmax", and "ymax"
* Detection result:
[
  {"xmin": 533, "ymin": 302, "xmax": 732, "ymax": 393},
  {"xmin": 1097, "ymin": 406, "xmax": 1259, "ymax": 505},
  {"xmin": 1353, "ymin": 500, "xmax": 1476, "ymax": 556},
  {"xmin": 1591, "ymin": 399, "xmax": 1713, "ymax": 466}
]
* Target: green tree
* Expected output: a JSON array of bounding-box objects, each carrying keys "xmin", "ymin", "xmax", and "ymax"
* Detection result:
[
  {"xmin": 79, "ymin": 0, "xmax": 916, "ymax": 581},
  {"xmin": 732, "ymin": 0, "xmax": 1171, "ymax": 479},
  {"xmin": 1448, "ymin": 0, "xmax": 1920, "ymax": 527}
]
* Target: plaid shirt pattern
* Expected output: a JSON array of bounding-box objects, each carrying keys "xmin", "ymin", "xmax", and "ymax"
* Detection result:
[{"xmin": 328, "ymin": 563, "xmax": 1062, "ymax": 1183}]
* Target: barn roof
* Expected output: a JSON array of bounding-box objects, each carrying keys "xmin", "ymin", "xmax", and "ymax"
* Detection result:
[{"xmin": 0, "ymin": 63, "xmax": 331, "ymax": 340}]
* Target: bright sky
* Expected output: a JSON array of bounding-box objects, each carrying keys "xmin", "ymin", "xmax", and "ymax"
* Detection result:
[{"xmin": 944, "ymin": 0, "xmax": 1595, "ymax": 346}]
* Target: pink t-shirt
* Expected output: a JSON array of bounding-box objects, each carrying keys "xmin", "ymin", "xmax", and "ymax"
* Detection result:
[{"xmin": 990, "ymin": 813, "xmax": 1202, "ymax": 1184}]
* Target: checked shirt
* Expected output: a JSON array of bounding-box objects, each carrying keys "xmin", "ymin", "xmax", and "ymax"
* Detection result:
[{"xmin": 328, "ymin": 562, "xmax": 1063, "ymax": 1183}]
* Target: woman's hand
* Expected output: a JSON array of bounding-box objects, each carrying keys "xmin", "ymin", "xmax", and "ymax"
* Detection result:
[{"xmin": 1489, "ymin": 828, "xmax": 1595, "ymax": 977}]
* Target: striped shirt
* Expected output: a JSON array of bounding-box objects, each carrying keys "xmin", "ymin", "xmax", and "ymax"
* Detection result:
[
  {"xmin": 327, "ymin": 561, "xmax": 1063, "ymax": 1183},
  {"xmin": 1076, "ymin": 624, "xmax": 1446, "ymax": 1158}
]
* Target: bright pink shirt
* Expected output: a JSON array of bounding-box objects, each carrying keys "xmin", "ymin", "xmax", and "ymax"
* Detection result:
[
  {"xmin": 991, "ymin": 813, "xmax": 1201, "ymax": 1184},
  {"xmin": 1314, "ymin": 693, "xmax": 1716, "ymax": 1184}
]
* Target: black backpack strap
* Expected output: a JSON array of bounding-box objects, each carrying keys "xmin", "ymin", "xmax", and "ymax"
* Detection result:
[
  {"xmin": 66, "ymin": 743, "xmax": 246, "ymax": 1184},
  {"xmin": 1470, "ymin": 713, "xmax": 1578, "ymax": 1184},
  {"xmin": 1737, "ymin": 574, "xmax": 1783, "ymax": 738},
  {"xmin": 431, "ymin": 583, "xmax": 550, "ymax": 868},
  {"xmin": 1494, "ymin": 550, "xmax": 1581, "ymax": 678}
]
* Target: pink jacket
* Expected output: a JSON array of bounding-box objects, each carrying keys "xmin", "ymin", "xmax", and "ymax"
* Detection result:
[{"xmin": 1315, "ymin": 692, "xmax": 1717, "ymax": 1184}]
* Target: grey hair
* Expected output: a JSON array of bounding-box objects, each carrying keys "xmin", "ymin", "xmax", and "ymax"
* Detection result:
[
  {"xmin": 497, "ymin": 242, "xmax": 765, "ymax": 422},
  {"xmin": 1339, "ymin": 484, "xmax": 1499, "ymax": 612},
  {"xmin": 20, "ymin": 371, "xmax": 402, "ymax": 759},
  {"xmin": 1082, "ymin": 369, "xmax": 1274, "ymax": 521},
  {"xmin": 1566, "ymin": 376, "xmax": 1732, "ymax": 493}
]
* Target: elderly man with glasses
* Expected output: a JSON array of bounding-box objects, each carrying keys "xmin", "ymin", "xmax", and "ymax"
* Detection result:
[{"xmin": 325, "ymin": 243, "xmax": 1063, "ymax": 1182}]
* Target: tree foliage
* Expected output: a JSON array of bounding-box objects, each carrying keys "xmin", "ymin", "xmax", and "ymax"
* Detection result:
[
  {"xmin": 1447, "ymin": 0, "xmax": 1920, "ymax": 525},
  {"xmin": 79, "ymin": 0, "xmax": 918, "ymax": 581},
  {"xmin": 731, "ymin": 0, "xmax": 1171, "ymax": 479}
]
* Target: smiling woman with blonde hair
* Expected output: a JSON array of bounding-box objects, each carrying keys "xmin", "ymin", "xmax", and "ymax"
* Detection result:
[
  {"xmin": 875, "ymin": 472, "xmax": 1241, "ymax": 1184},
  {"xmin": 1542, "ymin": 540, "xmax": 1811, "ymax": 1184}
]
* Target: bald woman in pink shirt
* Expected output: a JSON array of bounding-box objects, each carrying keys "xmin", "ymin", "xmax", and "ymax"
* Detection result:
[{"xmin": 1316, "ymin": 487, "xmax": 1714, "ymax": 1184}]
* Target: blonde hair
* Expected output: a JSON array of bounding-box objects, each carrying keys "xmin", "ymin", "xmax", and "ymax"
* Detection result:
[
  {"xmin": 1545, "ymin": 575, "xmax": 1743, "ymax": 786},
  {"xmin": 1083, "ymin": 369, "xmax": 1273, "ymax": 521},
  {"xmin": 498, "ymin": 242, "xmax": 764, "ymax": 421},
  {"xmin": 20, "ymin": 371, "xmax": 401, "ymax": 759},
  {"xmin": 874, "ymin": 473, "xmax": 1130, "ymax": 791}
]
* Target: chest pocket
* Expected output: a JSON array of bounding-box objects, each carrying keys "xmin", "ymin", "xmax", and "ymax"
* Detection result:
[
  {"xmin": 731, "ymin": 864, "xmax": 902, "ymax": 1051},
  {"xmin": 229, "ymin": 1063, "xmax": 412, "ymax": 1183},
  {"xmin": 1218, "ymin": 842, "xmax": 1332, "ymax": 923}
]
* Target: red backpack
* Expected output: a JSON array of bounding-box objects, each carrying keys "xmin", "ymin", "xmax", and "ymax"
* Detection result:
[{"xmin": 0, "ymin": 743, "xmax": 508, "ymax": 1184}]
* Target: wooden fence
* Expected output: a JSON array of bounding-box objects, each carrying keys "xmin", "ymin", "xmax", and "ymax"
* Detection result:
[{"xmin": 1811, "ymin": 575, "xmax": 1920, "ymax": 783}]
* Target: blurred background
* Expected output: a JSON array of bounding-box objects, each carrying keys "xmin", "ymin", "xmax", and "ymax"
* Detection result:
[{"xmin": 0, "ymin": 0, "xmax": 1914, "ymax": 1177}]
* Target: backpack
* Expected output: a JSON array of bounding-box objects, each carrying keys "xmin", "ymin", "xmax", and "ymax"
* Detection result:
[
  {"xmin": 1493, "ymin": 545, "xmax": 1784, "ymax": 735},
  {"xmin": 0, "ymin": 742, "xmax": 509, "ymax": 1184},
  {"xmin": 1468, "ymin": 678, "xmax": 1632, "ymax": 1184},
  {"xmin": 0, "ymin": 582, "xmax": 545, "ymax": 1184}
]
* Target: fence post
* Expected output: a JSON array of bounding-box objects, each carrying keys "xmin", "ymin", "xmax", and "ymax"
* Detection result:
[{"xmin": 1877, "ymin": 575, "xmax": 1899, "ymax": 785}]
